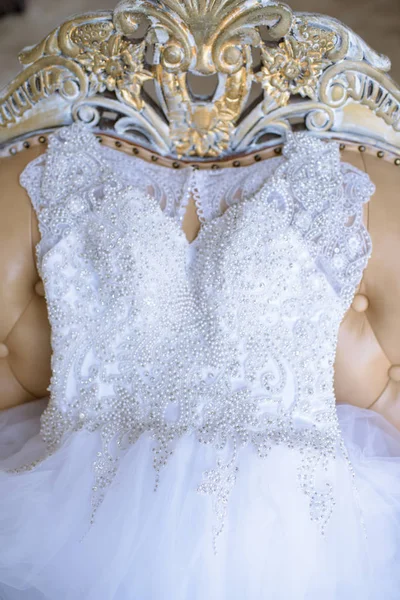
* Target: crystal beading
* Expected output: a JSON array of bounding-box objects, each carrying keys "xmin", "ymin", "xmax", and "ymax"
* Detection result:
[{"xmin": 17, "ymin": 122, "xmax": 375, "ymax": 548}]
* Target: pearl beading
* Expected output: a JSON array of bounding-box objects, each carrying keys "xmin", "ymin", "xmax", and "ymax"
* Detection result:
[{"xmin": 15, "ymin": 122, "xmax": 375, "ymax": 549}]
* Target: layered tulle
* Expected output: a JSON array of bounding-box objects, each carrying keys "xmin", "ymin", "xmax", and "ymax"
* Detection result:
[{"xmin": 0, "ymin": 400, "xmax": 399, "ymax": 600}]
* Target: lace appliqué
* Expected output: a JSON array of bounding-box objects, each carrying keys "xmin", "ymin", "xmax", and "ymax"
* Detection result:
[
  {"xmin": 280, "ymin": 133, "xmax": 374, "ymax": 307},
  {"xmin": 84, "ymin": 139, "xmax": 284, "ymax": 225},
  {"xmin": 16, "ymin": 123, "xmax": 374, "ymax": 550}
]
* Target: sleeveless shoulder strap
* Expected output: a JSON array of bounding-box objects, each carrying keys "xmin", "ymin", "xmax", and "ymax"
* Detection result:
[
  {"xmin": 260, "ymin": 132, "xmax": 375, "ymax": 308},
  {"xmin": 20, "ymin": 122, "xmax": 115, "ymax": 272}
]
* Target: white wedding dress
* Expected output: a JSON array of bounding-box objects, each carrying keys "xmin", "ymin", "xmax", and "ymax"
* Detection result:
[{"xmin": 0, "ymin": 123, "xmax": 399, "ymax": 600}]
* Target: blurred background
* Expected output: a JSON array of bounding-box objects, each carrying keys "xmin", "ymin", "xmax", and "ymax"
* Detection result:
[{"xmin": 0, "ymin": 0, "xmax": 399, "ymax": 90}]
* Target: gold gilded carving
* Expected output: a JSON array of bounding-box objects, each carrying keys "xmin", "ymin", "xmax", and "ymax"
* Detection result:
[
  {"xmin": 157, "ymin": 62, "xmax": 250, "ymax": 157},
  {"xmin": 0, "ymin": 1, "xmax": 399, "ymax": 159},
  {"xmin": 114, "ymin": 0, "xmax": 293, "ymax": 156},
  {"xmin": 257, "ymin": 30, "xmax": 335, "ymax": 107},
  {"xmin": 74, "ymin": 28, "xmax": 152, "ymax": 110},
  {"xmin": 172, "ymin": 98, "xmax": 237, "ymax": 157},
  {"xmin": 114, "ymin": 0, "xmax": 293, "ymax": 75},
  {"xmin": 0, "ymin": 13, "xmax": 112, "ymax": 128}
]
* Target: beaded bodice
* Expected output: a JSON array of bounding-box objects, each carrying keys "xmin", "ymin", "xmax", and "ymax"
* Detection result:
[{"xmin": 20, "ymin": 123, "xmax": 374, "ymax": 543}]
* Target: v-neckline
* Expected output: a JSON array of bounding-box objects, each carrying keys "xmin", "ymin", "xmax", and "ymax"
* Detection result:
[
  {"xmin": 105, "ymin": 144, "xmax": 285, "ymax": 249},
  {"xmin": 147, "ymin": 168, "xmax": 277, "ymax": 251},
  {"xmin": 144, "ymin": 159, "xmax": 285, "ymax": 249},
  {"xmin": 150, "ymin": 189, "xmax": 229, "ymax": 250}
]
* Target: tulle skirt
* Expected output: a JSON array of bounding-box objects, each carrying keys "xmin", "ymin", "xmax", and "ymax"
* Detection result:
[{"xmin": 0, "ymin": 399, "xmax": 399, "ymax": 600}]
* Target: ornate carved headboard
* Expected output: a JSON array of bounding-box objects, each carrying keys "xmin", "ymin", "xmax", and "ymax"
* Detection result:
[
  {"xmin": 1, "ymin": 0, "xmax": 400, "ymax": 159},
  {"xmin": 1, "ymin": 0, "xmax": 400, "ymax": 427}
]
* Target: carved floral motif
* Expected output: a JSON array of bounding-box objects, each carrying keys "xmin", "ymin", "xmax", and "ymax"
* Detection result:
[
  {"xmin": 74, "ymin": 29, "xmax": 152, "ymax": 110},
  {"xmin": 257, "ymin": 28, "xmax": 336, "ymax": 107},
  {"xmin": 171, "ymin": 102, "xmax": 236, "ymax": 157}
]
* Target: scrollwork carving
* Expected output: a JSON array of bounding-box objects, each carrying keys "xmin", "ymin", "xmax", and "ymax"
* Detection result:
[
  {"xmin": 320, "ymin": 62, "xmax": 400, "ymax": 132},
  {"xmin": 114, "ymin": 0, "xmax": 294, "ymax": 156},
  {"xmin": 0, "ymin": 1, "xmax": 399, "ymax": 158},
  {"xmin": 0, "ymin": 58, "xmax": 86, "ymax": 127},
  {"xmin": 114, "ymin": 0, "xmax": 293, "ymax": 75}
]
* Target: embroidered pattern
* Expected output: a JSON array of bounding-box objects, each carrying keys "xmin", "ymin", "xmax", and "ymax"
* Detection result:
[{"xmin": 18, "ymin": 123, "xmax": 374, "ymax": 547}]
